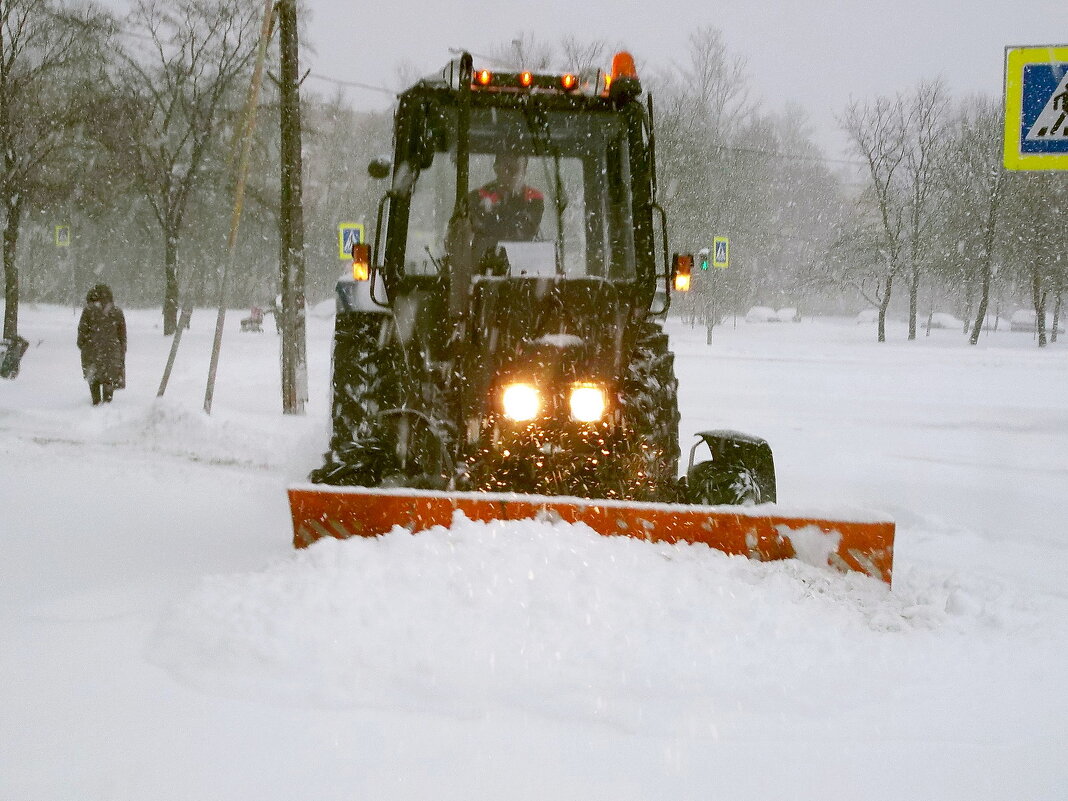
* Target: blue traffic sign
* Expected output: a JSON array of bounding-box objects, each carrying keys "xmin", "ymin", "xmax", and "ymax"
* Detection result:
[
  {"xmin": 337, "ymin": 222, "xmax": 364, "ymax": 260},
  {"xmin": 1004, "ymin": 46, "xmax": 1068, "ymax": 170},
  {"xmin": 712, "ymin": 236, "xmax": 729, "ymax": 269}
]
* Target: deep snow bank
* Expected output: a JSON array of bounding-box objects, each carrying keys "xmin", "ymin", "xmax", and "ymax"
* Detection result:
[{"xmin": 149, "ymin": 511, "xmax": 1039, "ymax": 732}]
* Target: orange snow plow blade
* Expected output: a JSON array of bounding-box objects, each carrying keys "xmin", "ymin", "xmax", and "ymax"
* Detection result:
[{"xmin": 288, "ymin": 485, "xmax": 895, "ymax": 585}]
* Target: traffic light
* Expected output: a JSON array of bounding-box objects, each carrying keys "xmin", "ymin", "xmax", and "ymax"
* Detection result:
[{"xmin": 698, "ymin": 247, "xmax": 710, "ymax": 271}]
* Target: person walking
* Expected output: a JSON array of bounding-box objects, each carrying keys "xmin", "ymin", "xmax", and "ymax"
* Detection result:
[{"xmin": 77, "ymin": 284, "xmax": 126, "ymax": 405}]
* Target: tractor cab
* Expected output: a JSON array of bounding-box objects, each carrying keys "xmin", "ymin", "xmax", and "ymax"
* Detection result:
[{"xmin": 365, "ymin": 54, "xmax": 665, "ymax": 332}]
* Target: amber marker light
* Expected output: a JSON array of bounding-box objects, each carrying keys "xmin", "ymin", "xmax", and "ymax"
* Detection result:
[
  {"xmin": 673, "ymin": 253, "xmax": 693, "ymax": 292},
  {"xmin": 560, "ymin": 73, "xmax": 578, "ymax": 91},
  {"xmin": 351, "ymin": 243, "xmax": 370, "ymax": 281},
  {"xmin": 475, "ymin": 69, "xmax": 492, "ymax": 86},
  {"xmin": 611, "ymin": 51, "xmax": 638, "ymax": 80},
  {"xmin": 519, "ymin": 71, "xmax": 533, "ymax": 87}
]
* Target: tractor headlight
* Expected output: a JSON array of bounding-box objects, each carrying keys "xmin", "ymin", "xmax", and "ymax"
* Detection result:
[
  {"xmin": 569, "ymin": 383, "xmax": 606, "ymax": 422},
  {"xmin": 502, "ymin": 382, "xmax": 541, "ymax": 421}
]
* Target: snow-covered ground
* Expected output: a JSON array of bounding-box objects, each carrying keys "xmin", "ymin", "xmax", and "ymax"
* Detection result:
[{"xmin": 2, "ymin": 303, "xmax": 1066, "ymax": 800}]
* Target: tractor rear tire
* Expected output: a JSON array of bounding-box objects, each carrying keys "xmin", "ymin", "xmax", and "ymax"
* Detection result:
[{"xmin": 618, "ymin": 320, "xmax": 681, "ymax": 502}]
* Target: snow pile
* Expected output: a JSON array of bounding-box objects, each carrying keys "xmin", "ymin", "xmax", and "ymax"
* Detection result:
[
  {"xmin": 99, "ymin": 398, "xmax": 324, "ymax": 472},
  {"xmin": 777, "ymin": 523, "xmax": 840, "ymax": 568},
  {"xmin": 8, "ymin": 393, "xmax": 322, "ymax": 473},
  {"xmin": 149, "ymin": 511, "xmax": 1035, "ymax": 732}
]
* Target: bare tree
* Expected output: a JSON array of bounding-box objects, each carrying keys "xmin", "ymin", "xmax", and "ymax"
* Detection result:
[
  {"xmin": 901, "ymin": 81, "xmax": 949, "ymax": 339},
  {"xmin": 839, "ymin": 82, "xmax": 949, "ymax": 341},
  {"xmin": 839, "ymin": 94, "xmax": 908, "ymax": 342},
  {"xmin": 680, "ymin": 27, "xmax": 751, "ymax": 135},
  {"xmin": 1003, "ymin": 172, "xmax": 1065, "ymax": 347},
  {"xmin": 817, "ymin": 219, "xmax": 895, "ymax": 314},
  {"xmin": 745, "ymin": 108, "xmax": 847, "ymax": 310},
  {"xmin": 937, "ymin": 96, "xmax": 1005, "ymax": 344},
  {"xmin": 300, "ymin": 93, "xmax": 391, "ymax": 294},
  {"xmin": 559, "ymin": 36, "xmax": 609, "ymax": 79},
  {"xmin": 0, "ymin": 0, "xmax": 110, "ymax": 340},
  {"xmin": 494, "ymin": 33, "xmax": 555, "ymax": 72},
  {"xmin": 101, "ymin": 0, "xmax": 262, "ymax": 334},
  {"xmin": 651, "ymin": 27, "xmax": 751, "ymax": 259}
]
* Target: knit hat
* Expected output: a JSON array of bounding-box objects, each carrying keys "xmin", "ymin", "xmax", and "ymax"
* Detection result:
[{"xmin": 86, "ymin": 284, "xmax": 113, "ymax": 304}]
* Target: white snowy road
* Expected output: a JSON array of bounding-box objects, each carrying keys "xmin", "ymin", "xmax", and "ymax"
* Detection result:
[{"xmin": 2, "ymin": 305, "xmax": 1066, "ymax": 800}]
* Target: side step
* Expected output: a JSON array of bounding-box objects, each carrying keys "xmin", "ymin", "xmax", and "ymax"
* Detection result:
[{"xmin": 288, "ymin": 485, "xmax": 895, "ymax": 585}]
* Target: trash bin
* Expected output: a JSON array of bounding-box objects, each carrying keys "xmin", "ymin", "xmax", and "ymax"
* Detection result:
[{"xmin": 0, "ymin": 335, "xmax": 29, "ymax": 379}]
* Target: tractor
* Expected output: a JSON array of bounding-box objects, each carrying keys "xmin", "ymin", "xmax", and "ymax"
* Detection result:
[{"xmin": 289, "ymin": 52, "xmax": 894, "ymax": 586}]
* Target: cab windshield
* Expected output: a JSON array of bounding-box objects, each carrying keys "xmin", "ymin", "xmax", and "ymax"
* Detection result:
[{"xmin": 400, "ymin": 104, "xmax": 637, "ymax": 280}]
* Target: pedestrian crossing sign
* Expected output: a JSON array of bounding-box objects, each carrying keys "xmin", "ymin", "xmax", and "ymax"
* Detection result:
[
  {"xmin": 712, "ymin": 236, "xmax": 729, "ymax": 269},
  {"xmin": 1003, "ymin": 45, "xmax": 1068, "ymax": 170},
  {"xmin": 55, "ymin": 225, "xmax": 71, "ymax": 247},
  {"xmin": 337, "ymin": 222, "xmax": 364, "ymax": 260}
]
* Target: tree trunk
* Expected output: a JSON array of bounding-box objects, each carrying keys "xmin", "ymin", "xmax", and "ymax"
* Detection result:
[
  {"xmin": 969, "ymin": 262, "xmax": 991, "ymax": 345},
  {"xmin": 278, "ymin": 0, "xmax": 307, "ymax": 414},
  {"xmin": 1031, "ymin": 269, "xmax": 1047, "ymax": 348},
  {"xmin": 969, "ymin": 176, "xmax": 1003, "ymax": 346},
  {"xmin": 2, "ymin": 197, "xmax": 21, "ymax": 341},
  {"xmin": 163, "ymin": 232, "xmax": 179, "ymax": 336},
  {"xmin": 877, "ymin": 273, "xmax": 893, "ymax": 343},
  {"xmin": 907, "ymin": 267, "xmax": 918, "ymax": 340},
  {"xmin": 1052, "ymin": 291, "xmax": 1062, "ymax": 344}
]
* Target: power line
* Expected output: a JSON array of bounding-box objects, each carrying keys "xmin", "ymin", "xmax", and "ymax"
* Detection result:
[
  {"xmin": 305, "ymin": 72, "xmax": 396, "ymax": 96},
  {"xmin": 304, "ymin": 72, "xmax": 867, "ymax": 169},
  {"xmin": 110, "ymin": 18, "xmax": 398, "ymax": 97},
  {"xmin": 714, "ymin": 143, "xmax": 866, "ymax": 168},
  {"xmin": 301, "ymin": 67, "xmax": 868, "ymax": 169}
]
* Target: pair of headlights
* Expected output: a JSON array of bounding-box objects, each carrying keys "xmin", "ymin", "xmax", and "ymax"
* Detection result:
[{"xmin": 501, "ymin": 382, "xmax": 607, "ymax": 423}]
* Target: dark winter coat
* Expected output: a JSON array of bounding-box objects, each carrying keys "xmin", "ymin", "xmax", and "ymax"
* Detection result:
[
  {"xmin": 468, "ymin": 181, "xmax": 545, "ymax": 263},
  {"xmin": 77, "ymin": 301, "xmax": 127, "ymax": 388}
]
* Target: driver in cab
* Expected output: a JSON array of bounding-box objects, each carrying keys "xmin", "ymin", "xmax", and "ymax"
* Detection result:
[{"xmin": 468, "ymin": 154, "xmax": 544, "ymax": 268}]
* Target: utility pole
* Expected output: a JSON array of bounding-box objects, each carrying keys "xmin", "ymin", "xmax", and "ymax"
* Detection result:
[
  {"xmin": 277, "ymin": 0, "xmax": 307, "ymax": 414},
  {"xmin": 203, "ymin": 0, "xmax": 275, "ymax": 414}
]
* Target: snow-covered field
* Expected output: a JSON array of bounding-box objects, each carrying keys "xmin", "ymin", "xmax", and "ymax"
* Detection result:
[{"xmin": 2, "ymin": 303, "xmax": 1066, "ymax": 801}]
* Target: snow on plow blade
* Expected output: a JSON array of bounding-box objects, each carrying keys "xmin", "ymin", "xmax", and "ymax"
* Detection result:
[{"xmin": 288, "ymin": 485, "xmax": 895, "ymax": 585}]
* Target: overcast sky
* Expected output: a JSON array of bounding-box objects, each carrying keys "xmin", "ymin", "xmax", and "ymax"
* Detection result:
[
  {"xmin": 292, "ymin": 0, "xmax": 1060, "ymax": 157},
  {"xmin": 103, "ymin": 0, "xmax": 1060, "ymax": 157}
]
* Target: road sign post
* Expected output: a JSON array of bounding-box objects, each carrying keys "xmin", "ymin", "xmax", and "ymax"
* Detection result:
[{"xmin": 1003, "ymin": 45, "xmax": 1068, "ymax": 171}]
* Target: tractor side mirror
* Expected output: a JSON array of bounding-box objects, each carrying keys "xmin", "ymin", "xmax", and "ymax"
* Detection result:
[{"xmin": 368, "ymin": 156, "xmax": 392, "ymax": 180}]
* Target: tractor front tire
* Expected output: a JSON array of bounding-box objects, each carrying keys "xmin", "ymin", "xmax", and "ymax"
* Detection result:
[{"xmin": 310, "ymin": 312, "xmax": 399, "ymax": 486}]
